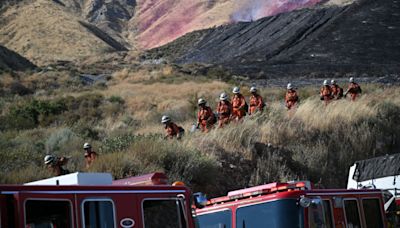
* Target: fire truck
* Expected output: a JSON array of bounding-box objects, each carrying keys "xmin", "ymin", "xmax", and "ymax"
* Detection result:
[
  {"xmin": 193, "ymin": 181, "xmax": 387, "ymax": 228},
  {"xmin": 0, "ymin": 172, "xmax": 195, "ymax": 228}
]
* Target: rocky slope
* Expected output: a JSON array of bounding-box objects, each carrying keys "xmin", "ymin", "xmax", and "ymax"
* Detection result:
[
  {"xmin": 0, "ymin": 0, "xmax": 325, "ymax": 66},
  {"xmin": 0, "ymin": 45, "xmax": 36, "ymax": 71},
  {"xmin": 151, "ymin": 0, "xmax": 400, "ymax": 78},
  {"xmin": 0, "ymin": 0, "xmax": 129, "ymax": 65}
]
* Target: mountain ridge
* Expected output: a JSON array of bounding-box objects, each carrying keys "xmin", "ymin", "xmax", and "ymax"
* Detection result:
[{"xmin": 149, "ymin": 0, "xmax": 400, "ymax": 78}]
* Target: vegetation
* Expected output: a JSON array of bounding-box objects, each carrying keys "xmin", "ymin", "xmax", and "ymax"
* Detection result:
[{"xmin": 0, "ymin": 68, "xmax": 399, "ymax": 198}]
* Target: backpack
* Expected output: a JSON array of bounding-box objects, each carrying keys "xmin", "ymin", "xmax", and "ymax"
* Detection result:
[
  {"xmin": 244, "ymin": 101, "xmax": 249, "ymax": 114},
  {"xmin": 178, "ymin": 126, "xmax": 185, "ymax": 133},
  {"xmin": 339, "ymin": 88, "xmax": 344, "ymax": 98},
  {"xmin": 209, "ymin": 112, "xmax": 217, "ymax": 125}
]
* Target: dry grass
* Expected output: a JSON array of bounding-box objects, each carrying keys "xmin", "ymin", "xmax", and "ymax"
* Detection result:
[
  {"xmin": 103, "ymin": 79, "xmax": 230, "ymax": 131},
  {"xmin": 1, "ymin": 76, "xmax": 400, "ymax": 196},
  {"xmin": 0, "ymin": 0, "xmax": 112, "ymax": 65}
]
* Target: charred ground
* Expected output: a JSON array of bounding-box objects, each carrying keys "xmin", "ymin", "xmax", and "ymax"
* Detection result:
[{"xmin": 148, "ymin": 0, "xmax": 400, "ymax": 79}]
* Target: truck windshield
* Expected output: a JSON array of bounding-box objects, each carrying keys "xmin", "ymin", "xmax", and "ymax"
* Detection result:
[
  {"xmin": 236, "ymin": 199, "xmax": 304, "ymax": 228},
  {"xmin": 196, "ymin": 209, "xmax": 232, "ymax": 228}
]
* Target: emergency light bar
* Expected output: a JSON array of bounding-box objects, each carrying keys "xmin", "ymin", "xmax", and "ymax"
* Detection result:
[{"xmin": 208, "ymin": 181, "xmax": 311, "ymax": 205}]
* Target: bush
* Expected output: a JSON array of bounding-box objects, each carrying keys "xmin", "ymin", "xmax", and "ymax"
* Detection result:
[
  {"xmin": 3, "ymin": 99, "xmax": 66, "ymax": 130},
  {"xmin": 45, "ymin": 128, "xmax": 79, "ymax": 153},
  {"xmin": 92, "ymin": 137, "xmax": 219, "ymax": 193},
  {"xmin": 108, "ymin": 95, "xmax": 125, "ymax": 104},
  {"xmin": 9, "ymin": 82, "xmax": 33, "ymax": 96}
]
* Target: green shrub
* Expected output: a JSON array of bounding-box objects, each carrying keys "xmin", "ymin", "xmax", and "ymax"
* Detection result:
[
  {"xmin": 3, "ymin": 99, "xmax": 66, "ymax": 129},
  {"xmin": 108, "ymin": 95, "xmax": 125, "ymax": 104},
  {"xmin": 92, "ymin": 137, "xmax": 218, "ymax": 193}
]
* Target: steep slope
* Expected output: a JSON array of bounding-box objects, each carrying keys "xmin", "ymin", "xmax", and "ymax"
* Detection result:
[
  {"xmin": 151, "ymin": 0, "xmax": 400, "ymax": 78},
  {"xmin": 0, "ymin": 45, "xmax": 36, "ymax": 71},
  {"xmin": 134, "ymin": 0, "xmax": 322, "ymax": 49},
  {"xmin": 0, "ymin": 0, "xmax": 128, "ymax": 65},
  {"xmin": 0, "ymin": 0, "xmax": 326, "ymax": 65},
  {"xmin": 50, "ymin": 0, "xmax": 136, "ymax": 46}
]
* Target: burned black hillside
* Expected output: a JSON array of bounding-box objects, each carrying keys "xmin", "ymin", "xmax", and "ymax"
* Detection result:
[{"xmin": 150, "ymin": 0, "xmax": 400, "ymax": 79}]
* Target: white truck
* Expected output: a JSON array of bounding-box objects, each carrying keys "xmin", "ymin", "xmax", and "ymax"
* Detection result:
[{"xmin": 348, "ymin": 153, "xmax": 400, "ymax": 227}]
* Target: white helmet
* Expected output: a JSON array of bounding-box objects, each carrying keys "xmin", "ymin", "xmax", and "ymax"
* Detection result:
[
  {"xmin": 287, "ymin": 83, "xmax": 293, "ymax": 90},
  {"xmin": 198, "ymin": 98, "xmax": 206, "ymax": 105},
  {"xmin": 349, "ymin": 77, "xmax": 354, "ymax": 83},
  {"xmin": 232, "ymin": 87, "xmax": 240, "ymax": 94},
  {"xmin": 83, "ymin": 143, "xmax": 91, "ymax": 149},
  {"xmin": 323, "ymin": 80, "xmax": 329, "ymax": 86},
  {"xmin": 161, "ymin": 115, "xmax": 171, "ymax": 123},
  {"xmin": 331, "ymin": 79, "xmax": 336, "ymax": 85},
  {"xmin": 44, "ymin": 155, "xmax": 55, "ymax": 165},
  {"xmin": 250, "ymin": 86, "xmax": 257, "ymax": 93},
  {"xmin": 219, "ymin": 93, "xmax": 228, "ymax": 101}
]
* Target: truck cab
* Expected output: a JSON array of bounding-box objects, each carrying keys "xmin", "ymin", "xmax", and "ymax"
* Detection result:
[
  {"xmin": 0, "ymin": 172, "xmax": 195, "ymax": 228},
  {"xmin": 194, "ymin": 181, "xmax": 387, "ymax": 228}
]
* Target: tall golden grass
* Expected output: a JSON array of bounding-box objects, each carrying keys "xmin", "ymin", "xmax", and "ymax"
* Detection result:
[{"xmin": 1, "ymin": 78, "xmax": 399, "ymax": 196}]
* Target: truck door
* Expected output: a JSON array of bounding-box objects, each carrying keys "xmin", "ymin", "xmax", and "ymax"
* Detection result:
[
  {"xmin": 0, "ymin": 194, "xmax": 17, "ymax": 228},
  {"xmin": 360, "ymin": 198, "xmax": 385, "ymax": 228},
  {"xmin": 18, "ymin": 193, "xmax": 76, "ymax": 228},
  {"xmin": 75, "ymin": 192, "xmax": 137, "ymax": 228},
  {"xmin": 138, "ymin": 192, "xmax": 190, "ymax": 228},
  {"xmin": 343, "ymin": 198, "xmax": 362, "ymax": 228}
]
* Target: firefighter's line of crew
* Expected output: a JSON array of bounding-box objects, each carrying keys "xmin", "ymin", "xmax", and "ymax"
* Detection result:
[
  {"xmin": 162, "ymin": 77, "xmax": 362, "ymax": 139},
  {"xmin": 43, "ymin": 77, "xmax": 361, "ymax": 176},
  {"xmin": 43, "ymin": 142, "xmax": 97, "ymax": 176}
]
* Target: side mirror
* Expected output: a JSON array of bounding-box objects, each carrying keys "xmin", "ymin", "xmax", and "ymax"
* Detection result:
[
  {"xmin": 193, "ymin": 192, "xmax": 208, "ymax": 209},
  {"xmin": 299, "ymin": 196, "xmax": 311, "ymax": 208}
]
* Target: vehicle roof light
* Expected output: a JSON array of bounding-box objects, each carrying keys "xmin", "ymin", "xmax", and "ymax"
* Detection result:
[{"xmin": 206, "ymin": 181, "xmax": 311, "ymax": 205}]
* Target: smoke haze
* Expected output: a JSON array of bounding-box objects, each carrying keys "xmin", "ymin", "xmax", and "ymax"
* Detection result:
[{"xmin": 231, "ymin": 0, "xmax": 322, "ymax": 22}]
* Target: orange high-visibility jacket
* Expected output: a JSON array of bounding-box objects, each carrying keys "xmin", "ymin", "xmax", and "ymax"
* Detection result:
[
  {"xmin": 347, "ymin": 82, "xmax": 362, "ymax": 101},
  {"xmin": 232, "ymin": 94, "xmax": 246, "ymax": 109},
  {"xmin": 217, "ymin": 101, "xmax": 232, "ymax": 119},
  {"xmin": 198, "ymin": 106, "xmax": 214, "ymax": 123},
  {"xmin": 165, "ymin": 122, "xmax": 180, "ymax": 138},
  {"xmin": 249, "ymin": 94, "xmax": 264, "ymax": 114},
  {"xmin": 331, "ymin": 84, "xmax": 343, "ymax": 98},
  {"xmin": 320, "ymin": 85, "xmax": 332, "ymax": 97},
  {"xmin": 285, "ymin": 90, "xmax": 298, "ymax": 103},
  {"xmin": 85, "ymin": 151, "xmax": 98, "ymax": 168}
]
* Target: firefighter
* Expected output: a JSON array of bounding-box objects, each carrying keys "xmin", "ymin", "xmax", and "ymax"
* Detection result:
[
  {"xmin": 248, "ymin": 86, "xmax": 265, "ymax": 115},
  {"xmin": 231, "ymin": 87, "xmax": 246, "ymax": 121},
  {"xmin": 285, "ymin": 83, "xmax": 299, "ymax": 110},
  {"xmin": 83, "ymin": 143, "xmax": 97, "ymax": 169},
  {"xmin": 320, "ymin": 80, "xmax": 333, "ymax": 105},
  {"xmin": 197, "ymin": 98, "xmax": 215, "ymax": 133},
  {"xmin": 44, "ymin": 155, "xmax": 70, "ymax": 176},
  {"xmin": 161, "ymin": 115, "xmax": 184, "ymax": 139},
  {"xmin": 345, "ymin": 77, "xmax": 362, "ymax": 101},
  {"xmin": 217, "ymin": 93, "xmax": 232, "ymax": 128},
  {"xmin": 330, "ymin": 79, "xmax": 343, "ymax": 99}
]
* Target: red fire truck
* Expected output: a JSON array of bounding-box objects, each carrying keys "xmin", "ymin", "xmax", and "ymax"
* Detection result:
[
  {"xmin": 194, "ymin": 181, "xmax": 387, "ymax": 228},
  {"xmin": 0, "ymin": 172, "xmax": 195, "ymax": 228}
]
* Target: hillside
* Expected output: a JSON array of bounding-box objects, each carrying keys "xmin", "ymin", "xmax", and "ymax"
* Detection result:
[
  {"xmin": 47, "ymin": 0, "xmax": 136, "ymax": 46},
  {"xmin": 0, "ymin": 68, "xmax": 400, "ymax": 193},
  {"xmin": 0, "ymin": 0, "xmax": 128, "ymax": 66},
  {"xmin": 0, "ymin": 0, "xmax": 325, "ymax": 65},
  {"xmin": 0, "ymin": 45, "xmax": 36, "ymax": 71},
  {"xmin": 134, "ymin": 0, "xmax": 322, "ymax": 49},
  {"xmin": 150, "ymin": 0, "xmax": 400, "ymax": 79}
]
